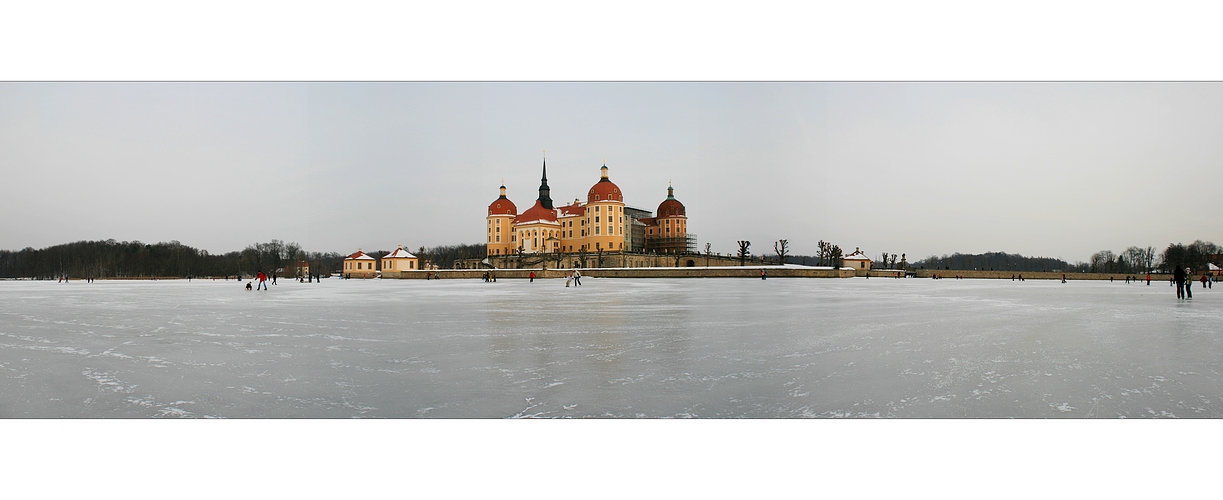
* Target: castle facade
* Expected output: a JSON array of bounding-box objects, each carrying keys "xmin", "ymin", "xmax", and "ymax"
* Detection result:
[{"xmin": 486, "ymin": 160, "xmax": 692, "ymax": 260}]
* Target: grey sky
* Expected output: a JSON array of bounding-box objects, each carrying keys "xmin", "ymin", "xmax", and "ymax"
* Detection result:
[{"xmin": 2, "ymin": 82, "xmax": 1220, "ymax": 262}]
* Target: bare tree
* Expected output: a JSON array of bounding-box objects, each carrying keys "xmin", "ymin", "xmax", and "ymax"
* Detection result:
[
  {"xmin": 775, "ymin": 240, "xmax": 789, "ymax": 266},
  {"xmin": 1089, "ymin": 250, "xmax": 1116, "ymax": 273},
  {"xmin": 817, "ymin": 240, "xmax": 828, "ymax": 266},
  {"xmin": 737, "ymin": 241, "xmax": 751, "ymax": 266},
  {"xmin": 704, "ymin": 242, "xmax": 712, "ymax": 268}
]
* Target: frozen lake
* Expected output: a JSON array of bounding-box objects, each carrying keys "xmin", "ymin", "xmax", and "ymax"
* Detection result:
[{"xmin": 1, "ymin": 276, "xmax": 1219, "ymax": 418}]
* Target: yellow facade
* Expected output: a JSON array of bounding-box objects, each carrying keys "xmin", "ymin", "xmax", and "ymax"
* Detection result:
[{"xmin": 582, "ymin": 200, "xmax": 625, "ymax": 252}]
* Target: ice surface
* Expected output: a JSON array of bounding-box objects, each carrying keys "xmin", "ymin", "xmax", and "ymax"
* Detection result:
[{"xmin": 1, "ymin": 277, "xmax": 1220, "ymax": 418}]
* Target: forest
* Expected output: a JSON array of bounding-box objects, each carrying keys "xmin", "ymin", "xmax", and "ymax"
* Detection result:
[
  {"xmin": 0, "ymin": 239, "xmax": 347, "ymax": 279},
  {"xmin": 913, "ymin": 241, "xmax": 1220, "ymax": 274}
]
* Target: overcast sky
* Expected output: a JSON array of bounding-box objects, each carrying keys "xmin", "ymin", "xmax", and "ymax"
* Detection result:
[{"xmin": 2, "ymin": 82, "xmax": 1221, "ymax": 262}]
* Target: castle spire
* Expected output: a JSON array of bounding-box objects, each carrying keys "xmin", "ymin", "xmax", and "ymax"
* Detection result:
[{"xmin": 538, "ymin": 156, "xmax": 553, "ymax": 209}]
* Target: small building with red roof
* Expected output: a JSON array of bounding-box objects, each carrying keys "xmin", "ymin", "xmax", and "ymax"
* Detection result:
[
  {"xmin": 842, "ymin": 247, "xmax": 872, "ymax": 275},
  {"xmin": 379, "ymin": 245, "xmax": 419, "ymax": 278},
  {"xmin": 343, "ymin": 249, "xmax": 378, "ymax": 278}
]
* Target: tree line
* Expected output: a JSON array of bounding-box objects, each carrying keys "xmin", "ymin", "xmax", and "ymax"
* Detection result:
[
  {"xmin": 913, "ymin": 241, "xmax": 1220, "ymax": 274},
  {"xmin": 913, "ymin": 252, "xmax": 1074, "ymax": 272},
  {"xmin": 0, "ymin": 239, "xmax": 345, "ymax": 279}
]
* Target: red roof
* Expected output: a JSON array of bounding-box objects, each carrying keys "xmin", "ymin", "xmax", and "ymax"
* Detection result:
[
  {"xmin": 588, "ymin": 178, "xmax": 622, "ymax": 203},
  {"xmin": 657, "ymin": 198, "xmax": 685, "ymax": 217},
  {"xmin": 346, "ymin": 250, "xmax": 374, "ymax": 260},
  {"xmin": 488, "ymin": 197, "xmax": 517, "ymax": 216},
  {"xmin": 656, "ymin": 186, "xmax": 685, "ymax": 217},
  {"xmin": 514, "ymin": 199, "xmax": 558, "ymax": 224},
  {"xmin": 587, "ymin": 166, "xmax": 623, "ymax": 203},
  {"xmin": 557, "ymin": 201, "xmax": 585, "ymax": 216}
]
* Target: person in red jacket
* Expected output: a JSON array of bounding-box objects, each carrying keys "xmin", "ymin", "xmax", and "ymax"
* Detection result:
[
  {"xmin": 529, "ymin": 271, "xmax": 536, "ymax": 283},
  {"xmin": 256, "ymin": 270, "xmax": 268, "ymax": 291}
]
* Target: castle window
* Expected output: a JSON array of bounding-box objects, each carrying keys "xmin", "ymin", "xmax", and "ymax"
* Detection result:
[{"xmin": 595, "ymin": 226, "xmax": 600, "ymax": 235}]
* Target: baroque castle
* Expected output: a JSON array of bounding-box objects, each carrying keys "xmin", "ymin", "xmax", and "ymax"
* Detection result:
[{"xmin": 485, "ymin": 160, "xmax": 694, "ymax": 267}]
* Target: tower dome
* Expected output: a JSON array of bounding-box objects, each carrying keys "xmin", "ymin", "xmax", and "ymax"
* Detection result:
[
  {"xmin": 656, "ymin": 184, "xmax": 685, "ymax": 217},
  {"xmin": 587, "ymin": 163, "xmax": 623, "ymax": 202},
  {"xmin": 488, "ymin": 184, "xmax": 517, "ymax": 216}
]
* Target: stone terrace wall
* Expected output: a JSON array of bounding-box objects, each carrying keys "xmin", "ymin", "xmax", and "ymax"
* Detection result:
[{"xmin": 390, "ymin": 267, "xmax": 854, "ymax": 279}]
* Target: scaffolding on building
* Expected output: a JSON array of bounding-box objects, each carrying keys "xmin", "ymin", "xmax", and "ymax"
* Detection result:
[{"xmin": 644, "ymin": 234, "xmax": 697, "ymax": 254}]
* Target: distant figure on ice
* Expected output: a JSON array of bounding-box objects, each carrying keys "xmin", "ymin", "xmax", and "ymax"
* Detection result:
[
  {"xmin": 272, "ymin": 273, "xmax": 277, "ymax": 285},
  {"xmin": 573, "ymin": 270, "xmax": 581, "ymax": 286},
  {"xmin": 1146, "ymin": 273, "xmax": 1151, "ymax": 285},
  {"xmin": 761, "ymin": 268, "xmax": 767, "ymax": 280},
  {"xmin": 1200, "ymin": 273, "xmax": 1208, "ymax": 290},
  {"xmin": 256, "ymin": 270, "xmax": 268, "ymax": 291},
  {"xmin": 1186, "ymin": 275, "xmax": 1193, "ymax": 299},
  {"xmin": 245, "ymin": 281, "xmax": 253, "ymax": 291},
  {"xmin": 1174, "ymin": 265, "xmax": 1186, "ymax": 299},
  {"xmin": 1061, "ymin": 273, "xmax": 1066, "ymax": 283},
  {"xmin": 529, "ymin": 271, "xmax": 535, "ymax": 283},
  {"xmin": 566, "ymin": 272, "xmax": 573, "ymax": 287}
]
